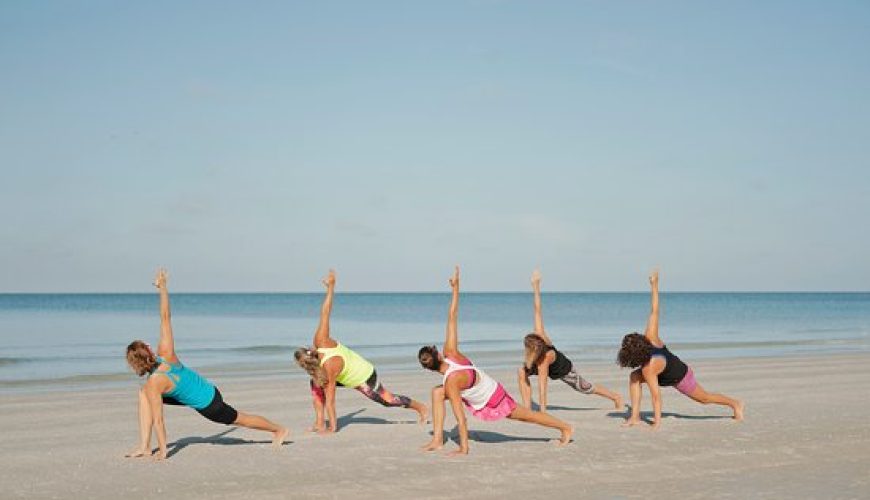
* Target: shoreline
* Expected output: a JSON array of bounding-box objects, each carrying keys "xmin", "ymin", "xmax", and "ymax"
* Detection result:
[{"xmin": 2, "ymin": 347, "xmax": 868, "ymax": 395}]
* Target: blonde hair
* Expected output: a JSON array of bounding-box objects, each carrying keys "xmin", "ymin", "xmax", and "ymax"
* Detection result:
[
  {"xmin": 126, "ymin": 340, "xmax": 157, "ymax": 377},
  {"xmin": 294, "ymin": 347, "xmax": 328, "ymax": 387},
  {"xmin": 523, "ymin": 333, "xmax": 549, "ymax": 370}
]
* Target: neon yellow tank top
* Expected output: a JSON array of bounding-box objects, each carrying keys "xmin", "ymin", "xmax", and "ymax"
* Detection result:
[{"xmin": 317, "ymin": 343, "xmax": 375, "ymax": 388}]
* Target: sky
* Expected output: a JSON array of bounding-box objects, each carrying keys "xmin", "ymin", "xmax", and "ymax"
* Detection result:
[{"xmin": 1, "ymin": 1, "xmax": 869, "ymax": 292}]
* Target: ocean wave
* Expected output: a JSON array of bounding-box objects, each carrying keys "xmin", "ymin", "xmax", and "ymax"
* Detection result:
[{"xmin": 0, "ymin": 356, "xmax": 36, "ymax": 367}]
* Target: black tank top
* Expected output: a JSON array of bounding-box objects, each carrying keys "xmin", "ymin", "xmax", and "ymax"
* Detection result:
[
  {"xmin": 650, "ymin": 345, "xmax": 688, "ymax": 386},
  {"xmin": 527, "ymin": 346, "xmax": 573, "ymax": 380}
]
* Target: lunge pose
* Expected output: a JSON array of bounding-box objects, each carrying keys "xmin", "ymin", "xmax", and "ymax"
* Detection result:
[
  {"xmin": 294, "ymin": 270, "xmax": 427, "ymax": 434},
  {"xmin": 618, "ymin": 270, "xmax": 744, "ymax": 429},
  {"xmin": 125, "ymin": 269, "xmax": 288, "ymax": 460},
  {"xmin": 519, "ymin": 269, "xmax": 623, "ymax": 411},
  {"xmin": 418, "ymin": 267, "xmax": 573, "ymax": 456}
]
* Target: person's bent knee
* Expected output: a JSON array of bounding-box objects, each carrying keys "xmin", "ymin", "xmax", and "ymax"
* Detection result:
[{"xmin": 431, "ymin": 385, "xmax": 445, "ymax": 397}]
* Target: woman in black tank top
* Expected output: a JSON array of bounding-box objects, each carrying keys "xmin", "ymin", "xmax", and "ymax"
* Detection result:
[
  {"xmin": 617, "ymin": 270, "xmax": 744, "ymax": 429},
  {"xmin": 518, "ymin": 270, "xmax": 624, "ymax": 412}
]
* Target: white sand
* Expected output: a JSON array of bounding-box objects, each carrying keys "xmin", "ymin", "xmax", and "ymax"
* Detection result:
[{"xmin": 2, "ymin": 354, "xmax": 870, "ymax": 499}]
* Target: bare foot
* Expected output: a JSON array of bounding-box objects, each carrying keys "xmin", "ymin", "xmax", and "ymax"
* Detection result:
[
  {"xmin": 733, "ymin": 401, "xmax": 745, "ymax": 421},
  {"xmin": 124, "ymin": 447, "xmax": 150, "ymax": 458},
  {"xmin": 420, "ymin": 440, "xmax": 443, "ymax": 452},
  {"xmin": 272, "ymin": 427, "xmax": 290, "ymax": 448},
  {"xmin": 416, "ymin": 404, "xmax": 429, "ymax": 425},
  {"xmin": 614, "ymin": 395, "xmax": 624, "ymax": 410},
  {"xmin": 622, "ymin": 418, "xmax": 643, "ymax": 427},
  {"xmin": 556, "ymin": 426, "xmax": 574, "ymax": 446},
  {"xmin": 444, "ymin": 449, "xmax": 468, "ymax": 458}
]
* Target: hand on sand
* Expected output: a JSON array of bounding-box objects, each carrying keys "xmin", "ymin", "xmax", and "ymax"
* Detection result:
[
  {"xmin": 449, "ymin": 266, "xmax": 460, "ymax": 289},
  {"xmin": 323, "ymin": 269, "xmax": 336, "ymax": 288},
  {"xmin": 124, "ymin": 447, "xmax": 151, "ymax": 458},
  {"xmin": 153, "ymin": 268, "xmax": 168, "ymax": 289},
  {"xmin": 531, "ymin": 269, "xmax": 541, "ymax": 287}
]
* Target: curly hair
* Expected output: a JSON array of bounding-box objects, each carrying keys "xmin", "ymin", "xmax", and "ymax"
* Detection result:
[
  {"xmin": 617, "ymin": 332, "xmax": 652, "ymax": 368},
  {"xmin": 294, "ymin": 347, "xmax": 328, "ymax": 387},
  {"xmin": 126, "ymin": 340, "xmax": 157, "ymax": 377},
  {"xmin": 418, "ymin": 345, "xmax": 441, "ymax": 371},
  {"xmin": 523, "ymin": 333, "xmax": 549, "ymax": 371}
]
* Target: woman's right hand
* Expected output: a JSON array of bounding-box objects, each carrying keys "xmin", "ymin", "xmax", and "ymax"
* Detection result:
[{"xmin": 649, "ymin": 269, "xmax": 659, "ymax": 287}]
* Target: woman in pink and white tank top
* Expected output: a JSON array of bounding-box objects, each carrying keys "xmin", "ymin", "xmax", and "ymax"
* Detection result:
[{"xmin": 417, "ymin": 267, "xmax": 574, "ymax": 456}]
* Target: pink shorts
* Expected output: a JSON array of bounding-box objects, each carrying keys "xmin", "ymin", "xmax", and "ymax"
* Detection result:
[
  {"xmin": 466, "ymin": 384, "xmax": 517, "ymax": 422},
  {"xmin": 674, "ymin": 366, "xmax": 697, "ymax": 396}
]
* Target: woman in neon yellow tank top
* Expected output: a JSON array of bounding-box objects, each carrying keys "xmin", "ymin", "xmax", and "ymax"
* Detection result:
[
  {"xmin": 294, "ymin": 270, "xmax": 428, "ymax": 434},
  {"xmin": 123, "ymin": 269, "xmax": 289, "ymax": 460}
]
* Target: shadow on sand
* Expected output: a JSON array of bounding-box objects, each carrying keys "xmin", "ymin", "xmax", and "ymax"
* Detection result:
[
  {"xmin": 166, "ymin": 428, "xmax": 284, "ymax": 458},
  {"xmin": 606, "ymin": 406, "xmax": 730, "ymax": 422},
  {"xmin": 337, "ymin": 408, "xmax": 419, "ymax": 429},
  {"xmin": 443, "ymin": 425, "xmax": 553, "ymax": 445}
]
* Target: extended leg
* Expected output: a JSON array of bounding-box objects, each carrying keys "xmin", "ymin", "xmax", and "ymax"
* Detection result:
[
  {"xmin": 686, "ymin": 383, "xmax": 744, "ymax": 420},
  {"xmin": 591, "ymin": 385, "xmax": 624, "ymax": 410},
  {"xmin": 507, "ymin": 405, "xmax": 573, "ymax": 445},
  {"xmin": 233, "ymin": 412, "xmax": 289, "ymax": 447},
  {"xmin": 356, "ymin": 381, "xmax": 429, "ymax": 424}
]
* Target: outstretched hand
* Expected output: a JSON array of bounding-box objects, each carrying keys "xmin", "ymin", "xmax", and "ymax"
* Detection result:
[
  {"xmin": 649, "ymin": 268, "xmax": 659, "ymax": 287},
  {"xmin": 449, "ymin": 266, "xmax": 460, "ymax": 289},
  {"xmin": 153, "ymin": 268, "xmax": 168, "ymax": 289},
  {"xmin": 322, "ymin": 269, "xmax": 336, "ymax": 288},
  {"xmin": 531, "ymin": 268, "xmax": 541, "ymax": 287}
]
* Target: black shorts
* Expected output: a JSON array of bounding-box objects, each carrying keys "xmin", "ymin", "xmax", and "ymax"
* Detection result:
[{"xmin": 162, "ymin": 388, "xmax": 239, "ymax": 425}]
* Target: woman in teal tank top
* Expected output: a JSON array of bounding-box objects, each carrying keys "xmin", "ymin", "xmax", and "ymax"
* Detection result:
[
  {"xmin": 294, "ymin": 270, "xmax": 428, "ymax": 434},
  {"xmin": 123, "ymin": 269, "xmax": 289, "ymax": 460}
]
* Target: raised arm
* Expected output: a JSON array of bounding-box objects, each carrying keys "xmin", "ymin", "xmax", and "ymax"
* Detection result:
[
  {"xmin": 444, "ymin": 266, "xmax": 460, "ymax": 355},
  {"xmin": 314, "ymin": 269, "xmax": 338, "ymax": 349},
  {"xmin": 154, "ymin": 269, "xmax": 178, "ymax": 362},
  {"xmin": 643, "ymin": 269, "xmax": 662, "ymax": 345},
  {"xmin": 531, "ymin": 269, "xmax": 553, "ymax": 345}
]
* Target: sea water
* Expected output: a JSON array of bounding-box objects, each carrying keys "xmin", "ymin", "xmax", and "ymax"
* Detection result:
[{"xmin": 1, "ymin": 292, "xmax": 868, "ymax": 392}]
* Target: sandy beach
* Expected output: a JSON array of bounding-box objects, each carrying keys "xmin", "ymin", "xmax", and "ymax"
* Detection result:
[{"xmin": 2, "ymin": 353, "xmax": 869, "ymax": 499}]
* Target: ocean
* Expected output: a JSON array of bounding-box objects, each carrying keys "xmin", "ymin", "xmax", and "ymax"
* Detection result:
[{"xmin": 1, "ymin": 292, "xmax": 868, "ymax": 392}]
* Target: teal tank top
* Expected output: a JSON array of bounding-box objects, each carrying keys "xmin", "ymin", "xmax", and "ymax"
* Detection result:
[{"xmin": 153, "ymin": 356, "xmax": 216, "ymax": 410}]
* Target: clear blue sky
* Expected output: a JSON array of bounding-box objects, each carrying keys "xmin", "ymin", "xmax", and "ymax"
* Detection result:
[{"xmin": 2, "ymin": 1, "xmax": 868, "ymax": 292}]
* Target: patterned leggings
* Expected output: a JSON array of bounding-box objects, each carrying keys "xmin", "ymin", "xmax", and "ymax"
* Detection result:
[
  {"xmin": 560, "ymin": 368, "xmax": 595, "ymax": 394},
  {"xmin": 310, "ymin": 370, "xmax": 412, "ymax": 408}
]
